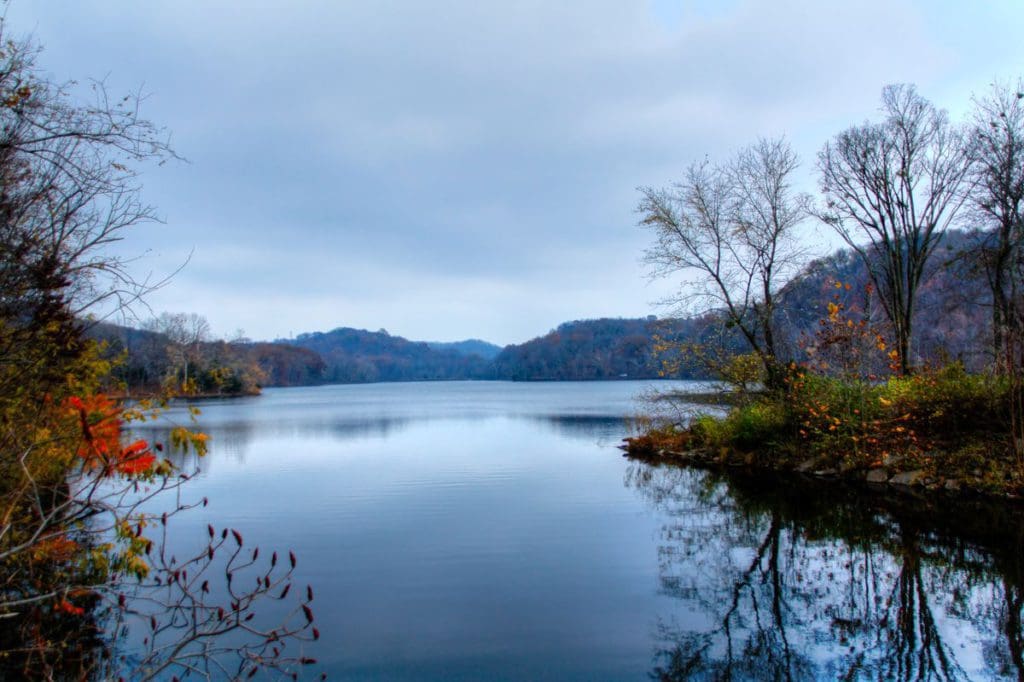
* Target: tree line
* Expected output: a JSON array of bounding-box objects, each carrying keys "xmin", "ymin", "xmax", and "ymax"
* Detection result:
[
  {"xmin": 99, "ymin": 257, "xmax": 1002, "ymax": 390},
  {"xmin": 629, "ymin": 79, "xmax": 1024, "ymax": 497},
  {"xmin": 639, "ymin": 81, "xmax": 1024, "ymax": 385},
  {"xmin": 91, "ymin": 315, "xmax": 325, "ymax": 396}
]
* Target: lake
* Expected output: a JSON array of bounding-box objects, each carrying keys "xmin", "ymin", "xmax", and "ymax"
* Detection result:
[{"xmin": 130, "ymin": 381, "xmax": 1024, "ymax": 680}]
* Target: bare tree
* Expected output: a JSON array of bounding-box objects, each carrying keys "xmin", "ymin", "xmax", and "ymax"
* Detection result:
[
  {"xmin": 0, "ymin": 395, "xmax": 321, "ymax": 679},
  {"xmin": 966, "ymin": 79, "xmax": 1024, "ymax": 370},
  {"xmin": 0, "ymin": 21, "xmax": 319, "ymax": 678},
  {"xmin": 817, "ymin": 84, "xmax": 972, "ymax": 375},
  {"xmin": 146, "ymin": 312, "xmax": 212, "ymax": 389},
  {"xmin": 105, "ymin": 517, "xmax": 320, "ymax": 680},
  {"xmin": 638, "ymin": 137, "xmax": 809, "ymax": 390},
  {"xmin": 0, "ymin": 32, "xmax": 179, "ymax": 321}
]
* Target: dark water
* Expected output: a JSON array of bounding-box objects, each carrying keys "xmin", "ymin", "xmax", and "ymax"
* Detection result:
[{"xmin": 131, "ymin": 381, "xmax": 1024, "ymax": 680}]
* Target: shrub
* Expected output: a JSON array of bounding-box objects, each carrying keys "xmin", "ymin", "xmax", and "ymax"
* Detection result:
[{"xmin": 726, "ymin": 401, "xmax": 789, "ymax": 451}]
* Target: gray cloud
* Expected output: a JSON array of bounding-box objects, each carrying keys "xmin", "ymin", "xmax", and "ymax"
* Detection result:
[{"xmin": 9, "ymin": 1, "xmax": 1024, "ymax": 343}]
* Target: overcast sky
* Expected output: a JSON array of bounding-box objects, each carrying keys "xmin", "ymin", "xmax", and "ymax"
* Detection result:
[{"xmin": 7, "ymin": 1, "xmax": 1024, "ymax": 345}]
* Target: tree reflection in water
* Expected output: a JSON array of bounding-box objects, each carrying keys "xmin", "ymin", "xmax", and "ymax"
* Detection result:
[{"xmin": 625, "ymin": 462, "xmax": 1024, "ymax": 681}]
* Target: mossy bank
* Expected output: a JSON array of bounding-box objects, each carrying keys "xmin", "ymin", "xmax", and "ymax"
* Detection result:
[{"xmin": 625, "ymin": 364, "xmax": 1024, "ymax": 502}]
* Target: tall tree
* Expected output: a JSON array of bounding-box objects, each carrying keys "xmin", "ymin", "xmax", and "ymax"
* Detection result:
[
  {"xmin": 817, "ymin": 84, "xmax": 971, "ymax": 374},
  {"xmin": 146, "ymin": 311, "xmax": 211, "ymax": 388},
  {"xmin": 0, "ymin": 22, "xmax": 317, "ymax": 677},
  {"xmin": 638, "ymin": 138, "xmax": 809, "ymax": 389},
  {"xmin": 967, "ymin": 79, "xmax": 1024, "ymax": 370}
]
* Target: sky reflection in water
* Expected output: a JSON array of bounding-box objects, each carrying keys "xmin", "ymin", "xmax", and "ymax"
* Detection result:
[{"xmin": 129, "ymin": 382, "xmax": 1024, "ymax": 680}]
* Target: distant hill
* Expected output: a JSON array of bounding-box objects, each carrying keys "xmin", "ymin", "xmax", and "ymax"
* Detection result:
[
  {"xmin": 278, "ymin": 319, "xmax": 713, "ymax": 383},
  {"xmin": 283, "ymin": 318, "xmax": 722, "ymax": 384},
  {"xmin": 286, "ymin": 327, "xmax": 493, "ymax": 383},
  {"xmin": 773, "ymin": 229, "xmax": 990, "ymax": 370},
  {"xmin": 490, "ymin": 317, "xmax": 723, "ymax": 381},
  {"xmin": 427, "ymin": 339, "xmax": 503, "ymax": 360},
  {"xmin": 92, "ymin": 229, "xmax": 998, "ymax": 389},
  {"xmin": 486, "ymin": 230, "xmax": 993, "ymax": 381}
]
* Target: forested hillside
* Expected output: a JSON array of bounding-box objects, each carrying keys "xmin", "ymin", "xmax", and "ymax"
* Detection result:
[
  {"xmin": 89, "ymin": 322, "xmax": 327, "ymax": 394},
  {"xmin": 427, "ymin": 339, "xmax": 503, "ymax": 360},
  {"xmin": 286, "ymin": 327, "xmax": 494, "ymax": 383},
  {"xmin": 775, "ymin": 229, "xmax": 990, "ymax": 370},
  {"xmin": 94, "ymin": 228, "xmax": 997, "ymax": 389},
  {"xmin": 488, "ymin": 231, "xmax": 994, "ymax": 382},
  {"xmin": 490, "ymin": 317, "xmax": 710, "ymax": 380}
]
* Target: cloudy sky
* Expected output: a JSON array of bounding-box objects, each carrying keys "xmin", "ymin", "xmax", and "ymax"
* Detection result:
[{"xmin": 8, "ymin": 1, "xmax": 1024, "ymax": 345}]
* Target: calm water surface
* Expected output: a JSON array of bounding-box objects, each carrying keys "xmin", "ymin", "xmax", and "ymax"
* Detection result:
[{"xmin": 132, "ymin": 381, "xmax": 1024, "ymax": 680}]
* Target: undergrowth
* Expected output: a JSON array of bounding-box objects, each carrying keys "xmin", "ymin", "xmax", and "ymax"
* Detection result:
[{"xmin": 629, "ymin": 363, "xmax": 1024, "ymax": 496}]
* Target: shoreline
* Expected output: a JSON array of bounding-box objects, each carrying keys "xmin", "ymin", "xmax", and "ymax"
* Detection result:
[
  {"xmin": 107, "ymin": 388, "xmax": 262, "ymax": 402},
  {"xmin": 620, "ymin": 440, "xmax": 1024, "ymax": 505}
]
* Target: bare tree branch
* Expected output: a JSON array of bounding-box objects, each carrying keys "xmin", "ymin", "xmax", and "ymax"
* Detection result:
[
  {"xmin": 817, "ymin": 84, "xmax": 972, "ymax": 374},
  {"xmin": 638, "ymin": 138, "xmax": 810, "ymax": 389}
]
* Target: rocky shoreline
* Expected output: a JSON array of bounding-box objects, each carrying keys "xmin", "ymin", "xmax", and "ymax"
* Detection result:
[{"xmin": 620, "ymin": 440, "xmax": 1024, "ymax": 504}]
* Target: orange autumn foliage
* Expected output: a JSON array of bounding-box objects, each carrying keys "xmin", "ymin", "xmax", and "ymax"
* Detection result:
[
  {"xmin": 53, "ymin": 600, "xmax": 84, "ymax": 617},
  {"xmin": 30, "ymin": 535, "xmax": 79, "ymax": 564},
  {"xmin": 65, "ymin": 395, "xmax": 156, "ymax": 477}
]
